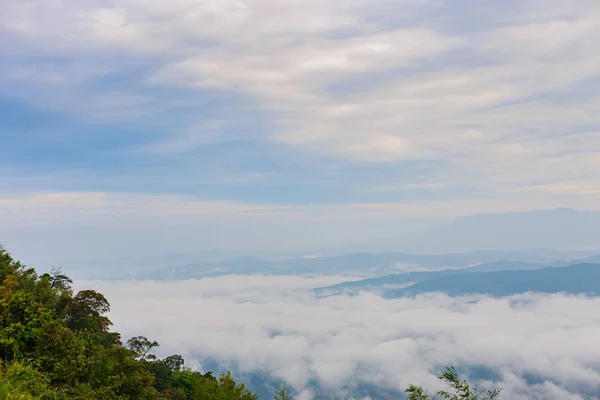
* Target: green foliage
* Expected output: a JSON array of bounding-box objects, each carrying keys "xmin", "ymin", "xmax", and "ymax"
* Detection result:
[
  {"xmin": 163, "ymin": 354, "xmax": 185, "ymax": 372},
  {"xmin": 0, "ymin": 362, "xmax": 67, "ymax": 400},
  {"xmin": 127, "ymin": 335, "xmax": 159, "ymax": 361},
  {"xmin": 65, "ymin": 289, "xmax": 112, "ymax": 333},
  {"xmin": 406, "ymin": 367, "xmax": 501, "ymax": 400},
  {"xmin": 0, "ymin": 246, "xmax": 260, "ymax": 400},
  {"xmin": 273, "ymin": 385, "xmax": 293, "ymax": 400},
  {"xmin": 405, "ymin": 385, "xmax": 430, "ymax": 400}
]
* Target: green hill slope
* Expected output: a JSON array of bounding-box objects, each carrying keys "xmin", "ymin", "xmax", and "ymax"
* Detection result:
[{"xmin": 0, "ymin": 246, "xmax": 258, "ymax": 400}]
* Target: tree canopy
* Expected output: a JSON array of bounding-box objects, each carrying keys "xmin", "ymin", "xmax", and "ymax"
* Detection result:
[
  {"xmin": 406, "ymin": 367, "xmax": 501, "ymax": 400},
  {"xmin": 0, "ymin": 246, "xmax": 259, "ymax": 399}
]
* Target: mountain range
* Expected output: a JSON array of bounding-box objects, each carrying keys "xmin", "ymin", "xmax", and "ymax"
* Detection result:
[
  {"xmin": 127, "ymin": 249, "xmax": 599, "ymax": 281},
  {"xmin": 57, "ymin": 208, "xmax": 600, "ymax": 280},
  {"xmin": 316, "ymin": 262, "xmax": 600, "ymax": 298}
]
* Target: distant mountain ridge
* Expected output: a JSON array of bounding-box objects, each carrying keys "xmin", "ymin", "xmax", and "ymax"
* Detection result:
[
  {"xmin": 460, "ymin": 260, "xmax": 559, "ymax": 273},
  {"xmin": 314, "ymin": 270, "xmax": 467, "ymax": 297},
  {"xmin": 387, "ymin": 263, "xmax": 600, "ymax": 298},
  {"xmin": 58, "ymin": 208, "xmax": 600, "ymax": 280},
  {"xmin": 315, "ymin": 262, "xmax": 600, "ymax": 299},
  {"xmin": 128, "ymin": 249, "xmax": 598, "ymax": 281}
]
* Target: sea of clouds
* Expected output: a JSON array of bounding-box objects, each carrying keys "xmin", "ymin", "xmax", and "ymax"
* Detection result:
[{"xmin": 76, "ymin": 275, "xmax": 600, "ymax": 400}]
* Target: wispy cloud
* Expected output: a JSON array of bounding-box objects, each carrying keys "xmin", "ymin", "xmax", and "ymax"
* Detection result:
[{"xmin": 124, "ymin": 120, "xmax": 233, "ymax": 155}]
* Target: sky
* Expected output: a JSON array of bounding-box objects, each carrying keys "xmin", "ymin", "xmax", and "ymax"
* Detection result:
[
  {"xmin": 2, "ymin": 0, "xmax": 600, "ymax": 263},
  {"xmin": 80, "ymin": 275, "xmax": 600, "ymax": 400}
]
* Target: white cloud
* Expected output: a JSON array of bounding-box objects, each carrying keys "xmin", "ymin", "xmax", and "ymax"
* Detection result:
[
  {"xmin": 78, "ymin": 276, "xmax": 600, "ymax": 399},
  {"xmin": 155, "ymin": 28, "xmax": 459, "ymax": 96},
  {"xmin": 3, "ymin": 0, "xmax": 600, "ymax": 191}
]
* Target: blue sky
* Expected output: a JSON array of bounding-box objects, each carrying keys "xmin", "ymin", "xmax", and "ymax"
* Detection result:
[{"xmin": 1, "ymin": 0, "xmax": 600, "ymax": 263}]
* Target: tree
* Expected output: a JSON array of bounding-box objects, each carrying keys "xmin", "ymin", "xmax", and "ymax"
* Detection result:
[
  {"xmin": 163, "ymin": 354, "xmax": 185, "ymax": 372},
  {"xmin": 405, "ymin": 385, "xmax": 430, "ymax": 400},
  {"xmin": 217, "ymin": 371, "xmax": 259, "ymax": 400},
  {"xmin": 65, "ymin": 289, "xmax": 112, "ymax": 333},
  {"xmin": 49, "ymin": 267, "xmax": 72, "ymax": 291},
  {"xmin": 406, "ymin": 367, "xmax": 502, "ymax": 400},
  {"xmin": 274, "ymin": 385, "xmax": 294, "ymax": 400},
  {"xmin": 127, "ymin": 335, "xmax": 159, "ymax": 361}
]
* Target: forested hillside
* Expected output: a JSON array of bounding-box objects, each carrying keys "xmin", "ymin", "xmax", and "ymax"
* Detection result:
[
  {"xmin": 0, "ymin": 246, "xmax": 498, "ymax": 399},
  {"xmin": 0, "ymin": 246, "xmax": 259, "ymax": 399}
]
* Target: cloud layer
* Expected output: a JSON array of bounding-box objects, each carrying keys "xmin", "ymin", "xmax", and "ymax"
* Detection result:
[
  {"xmin": 79, "ymin": 275, "xmax": 600, "ymax": 400},
  {"xmin": 3, "ymin": 0, "xmax": 600, "ymax": 196}
]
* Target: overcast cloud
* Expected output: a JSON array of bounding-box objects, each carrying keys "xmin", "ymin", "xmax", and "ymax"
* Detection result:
[{"xmin": 76, "ymin": 276, "xmax": 600, "ymax": 400}]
